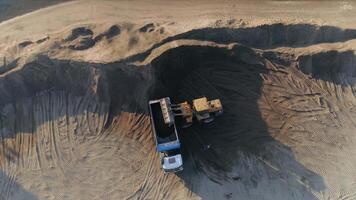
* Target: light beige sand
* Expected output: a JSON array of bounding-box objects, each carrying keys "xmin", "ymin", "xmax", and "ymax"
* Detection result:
[{"xmin": 1, "ymin": 1, "xmax": 356, "ymax": 200}]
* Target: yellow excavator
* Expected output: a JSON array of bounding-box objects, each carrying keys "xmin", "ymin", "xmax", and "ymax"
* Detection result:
[{"xmin": 171, "ymin": 97, "xmax": 223, "ymax": 127}]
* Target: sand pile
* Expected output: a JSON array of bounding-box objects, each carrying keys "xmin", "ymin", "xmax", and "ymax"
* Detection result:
[{"xmin": 1, "ymin": 13, "xmax": 356, "ymax": 200}]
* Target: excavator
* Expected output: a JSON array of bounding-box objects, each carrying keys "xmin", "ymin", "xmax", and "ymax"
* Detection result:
[
  {"xmin": 171, "ymin": 97, "xmax": 223, "ymax": 126},
  {"xmin": 148, "ymin": 96, "xmax": 223, "ymax": 173}
]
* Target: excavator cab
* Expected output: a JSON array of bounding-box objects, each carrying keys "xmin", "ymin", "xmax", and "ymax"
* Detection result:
[{"xmin": 193, "ymin": 97, "xmax": 223, "ymax": 123}]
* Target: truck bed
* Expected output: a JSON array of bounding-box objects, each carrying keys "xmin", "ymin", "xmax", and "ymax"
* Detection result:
[{"xmin": 150, "ymin": 101, "xmax": 178, "ymax": 144}]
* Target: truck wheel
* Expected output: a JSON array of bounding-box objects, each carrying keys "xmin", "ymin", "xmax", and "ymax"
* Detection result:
[
  {"xmin": 159, "ymin": 153, "xmax": 164, "ymax": 165},
  {"xmin": 203, "ymin": 116, "xmax": 215, "ymax": 123},
  {"xmin": 182, "ymin": 123, "xmax": 192, "ymax": 128}
]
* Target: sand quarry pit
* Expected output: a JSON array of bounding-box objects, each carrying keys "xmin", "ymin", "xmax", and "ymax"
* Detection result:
[{"xmin": 1, "ymin": 1, "xmax": 356, "ymax": 200}]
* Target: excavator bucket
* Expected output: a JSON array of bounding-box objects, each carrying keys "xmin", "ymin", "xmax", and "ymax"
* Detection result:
[
  {"xmin": 180, "ymin": 102, "xmax": 193, "ymax": 123},
  {"xmin": 160, "ymin": 98, "xmax": 175, "ymax": 125}
]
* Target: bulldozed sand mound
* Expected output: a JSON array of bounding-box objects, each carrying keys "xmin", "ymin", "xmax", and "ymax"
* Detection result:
[{"xmin": 1, "ymin": 2, "xmax": 356, "ymax": 200}]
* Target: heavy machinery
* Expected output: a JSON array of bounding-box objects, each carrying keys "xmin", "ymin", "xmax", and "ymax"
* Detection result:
[
  {"xmin": 172, "ymin": 97, "xmax": 223, "ymax": 126},
  {"xmin": 148, "ymin": 96, "xmax": 223, "ymax": 173},
  {"xmin": 149, "ymin": 98, "xmax": 183, "ymax": 173}
]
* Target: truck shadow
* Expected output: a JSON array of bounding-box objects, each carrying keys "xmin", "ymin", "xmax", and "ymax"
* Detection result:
[{"xmin": 149, "ymin": 44, "xmax": 327, "ymax": 199}]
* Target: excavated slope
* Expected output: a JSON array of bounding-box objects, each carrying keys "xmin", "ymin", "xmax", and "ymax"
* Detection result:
[{"xmin": 1, "ymin": 22, "xmax": 356, "ymax": 200}]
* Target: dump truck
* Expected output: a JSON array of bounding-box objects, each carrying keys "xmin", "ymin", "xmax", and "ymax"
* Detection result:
[
  {"xmin": 148, "ymin": 97, "xmax": 183, "ymax": 173},
  {"xmin": 149, "ymin": 96, "xmax": 223, "ymax": 173}
]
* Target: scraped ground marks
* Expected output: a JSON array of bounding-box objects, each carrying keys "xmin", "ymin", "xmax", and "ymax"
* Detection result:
[
  {"xmin": 147, "ymin": 43, "xmax": 331, "ymax": 199},
  {"xmin": 138, "ymin": 23, "xmax": 356, "ymax": 199},
  {"xmin": 0, "ymin": 54, "xmax": 156, "ymax": 199},
  {"xmin": 0, "ymin": 22, "xmax": 356, "ymax": 199}
]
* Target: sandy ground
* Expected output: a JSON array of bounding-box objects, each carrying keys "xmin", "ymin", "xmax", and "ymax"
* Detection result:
[
  {"xmin": 0, "ymin": 0, "xmax": 71, "ymax": 23},
  {"xmin": 1, "ymin": 1, "xmax": 356, "ymax": 200}
]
